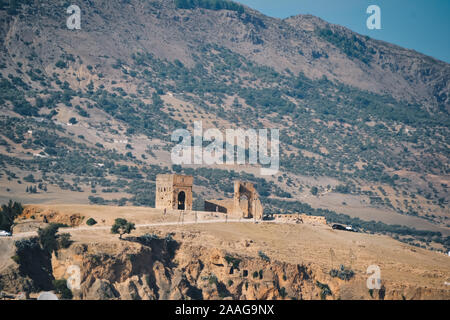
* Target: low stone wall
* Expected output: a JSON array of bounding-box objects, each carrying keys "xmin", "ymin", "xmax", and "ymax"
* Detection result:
[
  {"xmin": 300, "ymin": 214, "xmax": 327, "ymax": 225},
  {"xmin": 204, "ymin": 199, "xmax": 234, "ymax": 214},
  {"xmin": 273, "ymin": 214, "xmax": 327, "ymax": 225}
]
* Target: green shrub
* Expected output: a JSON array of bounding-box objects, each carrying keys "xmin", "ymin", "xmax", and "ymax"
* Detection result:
[
  {"xmin": 316, "ymin": 281, "xmax": 332, "ymax": 300},
  {"xmin": 58, "ymin": 233, "xmax": 72, "ymax": 249},
  {"xmin": 258, "ymin": 250, "xmax": 270, "ymax": 262},
  {"xmin": 329, "ymin": 265, "xmax": 354, "ymax": 281},
  {"xmin": 111, "ymin": 218, "xmax": 135, "ymax": 239},
  {"xmin": 208, "ymin": 275, "xmax": 218, "ymax": 285},
  {"xmin": 175, "ymin": 0, "xmax": 244, "ymax": 14},
  {"xmin": 0, "ymin": 200, "xmax": 23, "ymax": 232},
  {"xmin": 317, "ymin": 28, "xmax": 373, "ymax": 64},
  {"xmin": 55, "ymin": 60, "xmax": 67, "ymax": 69},
  {"xmin": 224, "ymin": 255, "xmax": 241, "ymax": 269},
  {"xmin": 86, "ymin": 218, "xmax": 97, "ymax": 226},
  {"xmin": 53, "ymin": 279, "xmax": 73, "ymax": 300},
  {"xmin": 68, "ymin": 117, "xmax": 77, "ymax": 125},
  {"xmin": 38, "ymin": 223, "xmax": 60, "ymax": 253}
]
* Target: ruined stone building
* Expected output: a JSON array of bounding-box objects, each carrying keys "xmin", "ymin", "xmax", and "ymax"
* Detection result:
[
  {"xmin": 155, "ymin": 174, "xmax": 193, "ymax": 210},
  {"xmin": 205, "ymin": 181, "xmax": 263, "ymax": 220}
]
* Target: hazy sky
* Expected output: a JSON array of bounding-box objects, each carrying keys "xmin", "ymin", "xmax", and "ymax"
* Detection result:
[{"xmin": 236, "ymin": 0, "xmax": 450, "ymax": 63}]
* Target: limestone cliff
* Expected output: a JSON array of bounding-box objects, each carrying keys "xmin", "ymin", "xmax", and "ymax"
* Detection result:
[
  {"xmin": 48, "ymin": 233, "xmax": 450, "ymax": 300},
  {"xmin": 50, "ymin": 235, "xmax": 320, "ymax": 300},
  {"xmin": 1, "ymin": 230, "xmax": 449, "ymax": 300}
]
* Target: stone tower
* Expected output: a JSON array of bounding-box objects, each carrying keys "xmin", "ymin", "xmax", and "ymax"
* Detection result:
[{"xmin": 155, "ymin": 174, "xmax": 193, "ymax": 210}]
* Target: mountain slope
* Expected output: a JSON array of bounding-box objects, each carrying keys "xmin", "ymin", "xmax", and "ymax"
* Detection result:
[{"xmin": 0, "ymin": 0, "xmax": 448, "ymax": 250}]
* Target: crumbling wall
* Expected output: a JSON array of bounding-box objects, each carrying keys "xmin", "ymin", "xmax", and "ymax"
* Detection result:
[
  {"xmin": 233, "ymin": 181, "xmax": 263, "ymax": 220},
  {"xmin": 205, "ymin": 181, "xmax": 263, "ymax": 220},
  {"xmin": 155, "ymin": 175, "xmax": 174, "ymax": 209},
  {"xmin": 273, "ymin": 214, "xmax": 327, "ymax": 225},
  {"xmin": 204, "ymin": 200, "xmax": 233, "ymax": 213}
]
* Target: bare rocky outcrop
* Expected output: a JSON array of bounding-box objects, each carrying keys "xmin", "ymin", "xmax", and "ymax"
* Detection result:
[
  {"xmin": 0, "ymin": 237, "xmax": 53, "ymax": 294},
  {"xmin": 12, "ymin": 220, "xmax": 47, "ymax": 234},
  {"xmin": 45, "ymin": 233, "xmax": 450, "ymax": 300},
  {"xmin": 18, "ymin": 207, "xmax": 84, "ymax": 227},
  {"xmin": 50, "ymin": 237, "xmax": 321, "ymax": 300},
  {"xmin": 2, "ymin": 230, "xmax": 449, "ymax": 300}
]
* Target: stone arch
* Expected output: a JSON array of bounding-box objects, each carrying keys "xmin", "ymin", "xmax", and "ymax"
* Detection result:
[
  {"xmin": 177, "ymin": 191, "xmax": 186, "ymax": 210},
  {"xmin": 234, "ymin": 181, "xmax": 263, "ymax": 220},
  {"xmin": 239, "ymin": 194, "xmax": 249, "ymax": 216}
]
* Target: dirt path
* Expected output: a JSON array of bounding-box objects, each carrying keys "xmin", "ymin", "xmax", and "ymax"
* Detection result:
[{"xmin": 11, "ymin": 218, "xmax": 296, "ymax": 239}]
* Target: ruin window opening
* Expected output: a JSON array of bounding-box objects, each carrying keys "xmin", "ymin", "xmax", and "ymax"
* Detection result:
[{"xmin": 178, "ymin": 191, "xmax": 186, "ymax": 210}]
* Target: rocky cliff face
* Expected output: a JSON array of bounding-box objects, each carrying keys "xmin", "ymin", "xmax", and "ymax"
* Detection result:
[
  {"xmin": 50, "ymin": 234, "xmax": 450, "ymax": 300},
  {"xmin": 50, "ymin": 235, "xmax": 320, "ymax": 300},
  {"xmin": 1, "ymin": 230, "xmax": 449, "ymax": 300},
  {"xmin": 0, "ymin": 237, "xmax": 53, "ymax": 294},
  {"xmin": 0, "ymin": 0, "xmax": 448, "ymax": 236},
  {"xmin": 18, "ymin": 207, "xmax": 84, "ymax": 228}
]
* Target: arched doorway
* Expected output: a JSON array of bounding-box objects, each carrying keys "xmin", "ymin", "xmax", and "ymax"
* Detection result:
[
  {"xmin": 178, "ymin": 191, "xmax": 186, "ymax": 210},
  {"xmin": 240, "ymin": 194, "xmax": 250, "ymax": 218}
]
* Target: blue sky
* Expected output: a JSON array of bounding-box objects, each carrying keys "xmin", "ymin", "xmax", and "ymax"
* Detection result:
[{"xmin": 236, "ymin": 0, "xmax": 450, "ymax": 63}]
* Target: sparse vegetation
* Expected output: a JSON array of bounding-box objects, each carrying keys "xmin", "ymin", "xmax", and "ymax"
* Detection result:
[
  {"xmin": 278, "ymin": 287, "xmax": 287, "ymax": 298},
  {"xmin": 224, "ymin": 255, "xmax": 241, "ymax": 269},
  {"xmin": 258, "ymin": 250, "xmax": 270, "ymax": 262},
  {"xmin": 316, "ymin": 281, "xmax": 332, "ymax": 300},
  {"xmin": 330, "ymin": 265, "xmax": 355, "ymax": 281},
  {"xmin": 207, "ymin": 274, "xmax": 218, "ymax": 285},
  {"xmin": 53, "ymin": 279, "xmax": 73, "ymax": 300},
  {"xmin": 55, "ymin": 60, "xmax": 67, "ymax": 69},
  {"xmin": 57, "ymin": 233, "xmax": 72, "ymax": 249},
  {"xmin": 175, "ymin": 0, "xmax": 244, "ymax": 13},
  {"xmin": 317, "ymin": 28, "xmax": 375, "ymax": 64}
]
